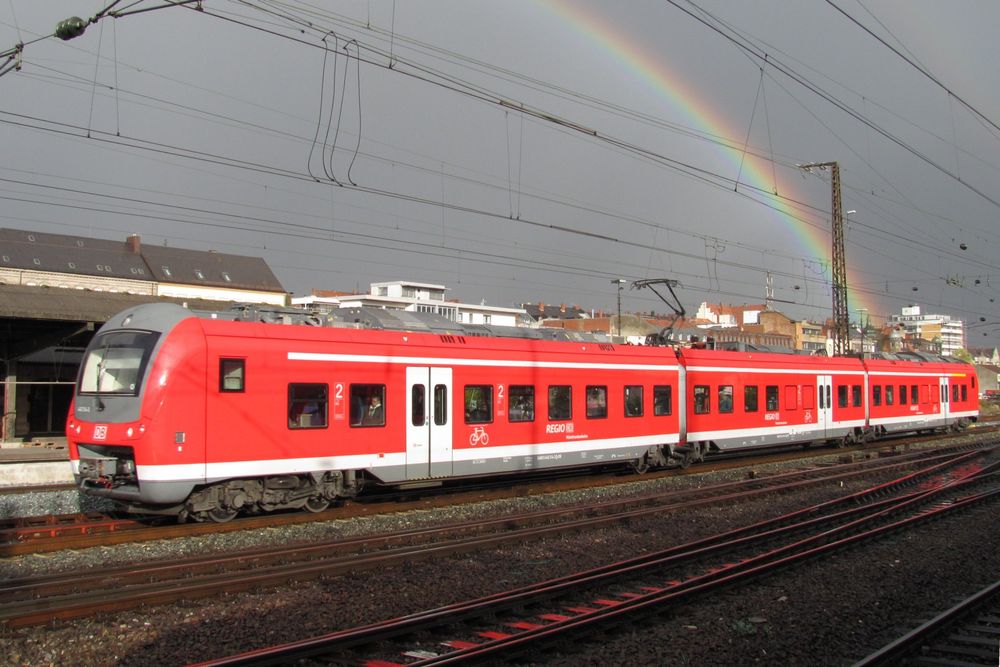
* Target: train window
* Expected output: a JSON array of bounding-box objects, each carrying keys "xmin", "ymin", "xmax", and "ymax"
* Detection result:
[
  {"xmin": 624, "ymin": 385, "xmax": 643, "ymax": 417},
  {"xmin": 885, "ymin": 385, "xmax": 894, "ymax": 406},
  {"xmin": 434, "ymin": 384, "xmax": 448, "ymax": 425},
  {"xmin": 899, "ymin": 384, "xmax": 907, "ymax": 405},
  {"xmin": 548, "ymin": 385, "xmax": 572, "ymax": 421},
  {"xmin": 464, "ymin": 385, "xmax": 493, "ymax": 424},
  {"xmin": 718, "ymin": 385, "xmax": 733, "ymax": 414},
  {"xmin": 853, "ymin": 385, "xmax": 862, "ymax": 407},
  {"xmin": 288, "ymin": 383, "xmax": 328, "ymax": 429},
  {"xmin": 765, "ymin": 386, "xmax": 778, "ymax": 411},
  {"xmin": 411, "ymin": 385, "xmax": 425, "ymax": 427},
  {"xmin": 941, "ymin": 385, "xmax": 947, "ymax": 403},
  {"xmin": 509, "ymin": 385, "xmax": 535, "ymax": 422},
  {"xmin": 952, "ymin": 385, "xmax": 959, "ymax": 403},
  {"xmin": 693, "ymin": 385, "xmax": 710, "ymax": 414},
  {"xmin": 961, "ymin": 385, "xmax": 967, "ymax": 402},
  {"xmin": 837, "ymin": 385, "xmax": 848, "ymax": 408},
  {"xmin": 873, "ymin": 385, "xmax": 882, "ymax": 406},
  {"xmin": 351, "ymin": 384, "xmax": 385, "ymax": 427},
  {"xmin": 586, "ymin": 386, "xmax": 608, "ymax": 419},
  {"xmin": 744, "ymin": 385, "xmax": 758, "ymax": 412},
  {"xmin": 784, "ymin": 386, "xmax": 797, "ymax": 411},
  {"xmin": 653, "ymin": 385, "xmax": 672, "ymax": 416},
  {"xmin": 79, "ymin": 330, "xmax": 159, "ymax": 396},
  {"xmin": 219, "ymin": 358, "xmax": 245, "ymax": 393},
  {"xmin": 803, "ymin": 385, "xmax": 815, "ymax": 410}
]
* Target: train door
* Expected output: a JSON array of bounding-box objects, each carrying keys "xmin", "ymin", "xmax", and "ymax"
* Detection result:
[
  {"xmin": 939, "ymin": 376, "xmax": 951, "ymax": 424},
  {"xmin": 817, "ymin": 375, "xmax": 833, "ymax": 437},
  {"xmin": 405, "ymin": 367, "xmax": 453, "ymax": 479}
]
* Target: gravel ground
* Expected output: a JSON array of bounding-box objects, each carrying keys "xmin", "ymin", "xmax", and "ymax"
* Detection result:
[{"xmin": 2, "ymin": 435, "xmax": 998, "ymax": 666}]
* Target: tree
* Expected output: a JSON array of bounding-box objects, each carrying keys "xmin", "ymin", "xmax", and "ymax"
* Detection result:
[{"xmin": 951, "ymin": 348, "xmax": 973, "ymax": 363}]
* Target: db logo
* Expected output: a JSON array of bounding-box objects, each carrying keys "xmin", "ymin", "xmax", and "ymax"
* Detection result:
[{"xmin": 93, "ymin": 425, "xmax": 108, "ymax": 441}]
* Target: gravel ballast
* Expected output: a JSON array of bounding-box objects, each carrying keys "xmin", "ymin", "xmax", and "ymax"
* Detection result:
[{"xmin": 2, "ymin": 438, "xmax": 999, "ymax": 666}]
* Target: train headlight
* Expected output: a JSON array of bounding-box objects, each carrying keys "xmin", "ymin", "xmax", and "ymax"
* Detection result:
[{"xmin": 127, "ymin": 427, "xmax": 134, "ymax": 437}]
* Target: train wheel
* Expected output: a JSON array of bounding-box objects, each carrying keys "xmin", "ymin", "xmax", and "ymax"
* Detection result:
[
  {"xmin": 631, "ymin": 458, "xmax": 650, "ymax": 475},
  {"xmin": 304, "ymin": 497, "xmax": 330, "ymax": 513},
  {"xmin": 206, "ymin": 507, "xmax": 238, "ymax": 523}
]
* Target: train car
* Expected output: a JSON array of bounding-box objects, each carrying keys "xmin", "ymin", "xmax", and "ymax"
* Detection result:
[
  {"xmin": 676, "ymin": 347, "xmax": 867, "ymax": 463},
  {"xmin": 67, "ymin": 303, "xmax": 682, "ymax": 521},
  {"xmin": 861, "ymin": 353, "xmax": 978, "ymax": 436}
]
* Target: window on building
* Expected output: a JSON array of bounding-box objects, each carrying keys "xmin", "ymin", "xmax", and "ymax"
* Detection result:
[
  {"xmin": 464, "ymin": 385, "xmax": 493, "ymax": 424},
  {"xmin": 718, "ymin": 385, "xmax": 733, "ymax": 414},
  {"xmin": 351, "ymin": 384, "xmax": 385, "ymax": 427},
  {"xmin": 624, "ymin": 385, "xmax": 643, "ymax": 417},
  {"xmin": 509, "ymin": 385, "xmax": 535, "ymax": 422},
  {"xmin": 586, "ymin": 386, "xmax": 608, "ymax": 419},
  {"xmin": 744, "ymin": 385, "xmax": 758, "ymax": 412},
  {"xmin": 693, "ymin": 385, "xmax": 710, "ymax": 414},
  {"xmin": 765, "ymin": 385, "xmax": 779, "ymax": 411},
  {"xmin": 219, "ymin": 358, "xmax": 245, "ymax": 392},
  {"xmin": 653, "ymin": 385, "xmax": 672, "ymax": 416},
  {"xmin": 548, "ymin": 385, "xmax": 572, "ymax": 421},
  {"xmin": 288, "ymin": 383, "xmax": 328, "ymax": 429}
]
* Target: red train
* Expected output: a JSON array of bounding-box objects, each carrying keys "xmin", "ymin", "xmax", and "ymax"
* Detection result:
[{"xmin": 67, "ymin": 303, "xmax": 979, "ymax": 522}]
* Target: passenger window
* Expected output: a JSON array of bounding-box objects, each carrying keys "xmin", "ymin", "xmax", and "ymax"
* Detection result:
[
  {"xmin": 837, "ymin": 385, "xmax": 848, "ymax": 408},
  {"xmin": 548, "ymin": 385, "xmax": 572, "ymax": 421},
  {"xmin": 351, "ymin": 384, "xmax": 385, "ymax": 427},
  {"xmin": 288, "ymin": 383, "xmax": 328, "ymax": 429},
  {"xmin": 961, "ymin": 385, "xmax": 967, "ymax": 402},
  {"xmin": 886, "ymin": 385, "xmax": 895, "ymax": 406},
  {"xmin": 586, "ymin": 386, "xmax": 607, "ymax": 419},
  {"xmin": 852, "ymin": 385, "xmax": 862, "ymax": 407},
  {"xmin": 952, "ymin": 385, "xmax": 959, "ymax": 402},
  {"xmin": 219, "ymin": 358, "xmax": 245, "ymax": 393},
  {"xmin": 718, "ymin": 385, "xmax": 733, "ymax": 414},
  {"xmin": 411, "ymin": 385, "xmax": 425, "ymax": 426},
  {"xmin": 693, "ymin": 385, "xmax": 710, "ymax": 414},
  {"xmin": 433, "ymin": 384, "xmax": 448, "ymax": 425},
  {"xmin": 899, "ymin": 384, "xmax": 907, "ymax": 405},
  {"xmin": 785, "ymin": 385, "xmax": 797, "ymax": 410},
  {"xmin": 509, "ymin": 385, "xmax": 535, "ymax": 422},
  {"xmin": 911, "ymin": 385, "xmax": 918, "ymax": 405},
  {"xmin": 873, "ymin": 385, "xmax": 882, "ymax": 406},
  {"xmin": 765, "ymin": 385, "xmax": 779, "ymax": 411},
  {"xmin": 624, "ymin": 385, "xmax": 643, "ymax": 417},
  {"xmin": 744, "ymin": 385, "xmax": 758, "ymax": 412},
  {"xmin": 653, "ymin": 385, "xmax": 672, "ymax": 416},
  {"xmin": 464, "ymin": 385, "xmax": 493, "ymax": 424}
]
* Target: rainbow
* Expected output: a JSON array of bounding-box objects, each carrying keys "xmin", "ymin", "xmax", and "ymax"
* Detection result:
[{"xmin": 540, "ymin": 0, "xmax": 878, "ymax": 322}]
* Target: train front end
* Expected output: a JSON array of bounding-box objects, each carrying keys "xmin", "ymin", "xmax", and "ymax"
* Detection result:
[{"xmin": 67, "ymin": 303, "xmax": 205, "ymax": 513}]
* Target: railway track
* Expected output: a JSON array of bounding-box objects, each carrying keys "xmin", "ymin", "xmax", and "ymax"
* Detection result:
[
  {"xmin": 188, "ymin": 452, "xmax": 1000, "ymax": 666},
  {"xmin": 1, "ymin": 443, "xmax": 996, "ymax": 630},
  {"xmin": 1, "ymin": 430, "xmax": 990, "ymax": 557},
  {"xmin": 854, "ymin": 579, "xmax": 1000, "ymax": 666}
]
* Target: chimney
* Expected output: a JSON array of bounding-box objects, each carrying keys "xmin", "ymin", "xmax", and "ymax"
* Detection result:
[{"xmin": 126, "ymin": 234, "xmax": 141, "ymax": 254}]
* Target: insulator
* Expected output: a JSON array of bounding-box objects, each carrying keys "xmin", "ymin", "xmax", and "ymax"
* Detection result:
[{"xmin": 55, "ymin": 16, "xmax": 87, "ymax": 41}]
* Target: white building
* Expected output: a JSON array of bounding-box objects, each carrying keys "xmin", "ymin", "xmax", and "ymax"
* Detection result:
[
  {"xmin": 889, "ymin": 305, "xmax": 966, "ymax": 356},
  {"xmin": 293, "ymin": 281, "xmax": 527, "ymax": 327}
]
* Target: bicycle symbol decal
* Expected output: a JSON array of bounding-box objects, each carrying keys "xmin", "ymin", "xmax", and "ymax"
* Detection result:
[{"xmin": 469, "ymin": 426, "xmax": 490, "ymax": 447}]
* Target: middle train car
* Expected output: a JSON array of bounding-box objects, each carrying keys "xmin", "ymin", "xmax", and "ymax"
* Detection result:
[
  {"xmin": 198, "ymin": 315, "xmax": 684, "ymax": 487},
  {"xmin": 676, "ymin": 347, "xmax": 867, "ymax": 460}
]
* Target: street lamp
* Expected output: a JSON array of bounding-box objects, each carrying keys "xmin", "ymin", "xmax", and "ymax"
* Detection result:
[{"xmin": 612, "ymin": 279, "xmax": 627, "ymax": 337}]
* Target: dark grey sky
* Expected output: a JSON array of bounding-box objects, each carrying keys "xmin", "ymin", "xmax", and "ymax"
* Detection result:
[{"xmin": 2, "ymin": 1, "xmax": 998, "ymax": 346}]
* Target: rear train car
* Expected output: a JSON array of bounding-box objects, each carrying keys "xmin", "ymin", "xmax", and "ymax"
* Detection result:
[
  {"xmin": 68, "ymin": 303, "xmax": 682, "ymax": 521},
  {"xmin": 860, "ymin": 353, "xmax": 978, "ymax": 437},
  {"xmin": 676, "ymin": 347, "xmax": 867, "ymax": 463}
]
